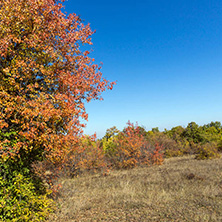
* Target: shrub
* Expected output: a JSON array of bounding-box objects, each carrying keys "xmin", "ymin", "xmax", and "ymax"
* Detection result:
[
  {"xmin": 59, "ymin": 135, "xmax": 108, "ymax": 177},
  {"xmin": 195, "ymin": 142, "xmax": 220, "ymax": 160},
  {"xmin": 0, "ymin": 160, "xmax": 55, "ymax": 221},
  {"xmin": 146, "ymin": 131, "xmax": 189, "ymax": 158},
  {"xmin": 102, "ymin": 136, "xmax": 118, "ymax": 155},
  {"xmin": 150, "ymin": 143, "xmax": 164, "ymax": 165},
  {"xmin": 106, "ymin": 122, "xmax": 147, "ymax": 169},
  {"xmin": 104, "ymin": 122, "xmax": 164, "ymax": 169}
]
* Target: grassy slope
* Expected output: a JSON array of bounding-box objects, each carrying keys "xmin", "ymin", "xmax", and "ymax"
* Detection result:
[{"xmin": 48, "ymin": 156, "xmax": 222, "ymax": 222}]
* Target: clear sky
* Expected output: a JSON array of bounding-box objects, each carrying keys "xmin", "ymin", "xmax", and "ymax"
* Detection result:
[{"xmin": 63, "ymin": 0, "xmax": 222, "ymax": 138}]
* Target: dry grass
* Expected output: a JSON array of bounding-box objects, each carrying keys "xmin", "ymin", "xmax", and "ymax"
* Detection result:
[{"xmin": 48, "ymin": 156, "xmax": 222, "ymax": 221}]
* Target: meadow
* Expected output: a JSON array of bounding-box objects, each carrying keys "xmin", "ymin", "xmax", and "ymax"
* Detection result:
[{"xmin": 48, "ymin": 155, "xmax": 222, "ymax": 222}]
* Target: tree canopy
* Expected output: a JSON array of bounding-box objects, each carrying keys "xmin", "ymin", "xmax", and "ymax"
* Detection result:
[{"xmin": 0, "ymin": 0, "xmax": 114, "ymax": 163}]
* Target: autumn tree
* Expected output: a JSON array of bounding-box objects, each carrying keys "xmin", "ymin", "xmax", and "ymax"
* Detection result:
[
  {"xmin": 0, "ymin": 0, "xmax": 114, "ymax": 220},
  {"xmin": 103, "ymin": 126, "xmax": 119, "ymax": 140},
  {"xmin": 104, "ymin": 122, "xmax": 164, "ymax": 169}
]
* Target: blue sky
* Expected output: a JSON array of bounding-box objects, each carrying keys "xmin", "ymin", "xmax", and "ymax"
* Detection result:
[{"xmin": 63, "ymin": 0, "xmax": 222, "ymax": 138}]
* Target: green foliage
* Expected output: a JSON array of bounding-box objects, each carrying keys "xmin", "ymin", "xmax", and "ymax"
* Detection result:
[
  {"xmin": 0, "ymin": 160, "xmax": 55, "ymax": 221},
  {"xmin": 195, "ymin": 142, "xmax": 220, "ymax": 160},
  {"xmin": 203, "ymin": 121, "xmax": 222, "ymax": 130},
  {"xmin": 151, "ymin": 127, "xmax": 159, "ymax": 133},
  {"xmin": 218, "ymin": 138, "xmax": 222, "ymax": 152},
  {"xmin": 103, "ymin": 126, "xmax": 120, "ymax": 140},
  {"xmin": 0, "ymin": 130, "xmax": 53, "ymax": 221},
  {"xmin": 164, "ymin": 126, "xmax": 185, "ymax": 142},
  {"xmin": 102, "ymin": 136, "xmax": 118, "ymax": 154},
  {"xmin": 101, "ymin": 121, "xmax": 222, "ymax": 164},
  {"xmin": 164, "ymin": 121, "xmax": 222, "ymax": 157},
  {"xmin": 182, "ymin": 122, "xmax": 206, "ymax": 144}
]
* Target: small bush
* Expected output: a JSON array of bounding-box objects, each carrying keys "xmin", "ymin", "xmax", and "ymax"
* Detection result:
[
  {"xmin": 150, "ymin": 143, "xmax": 164, "ymax": 165},
  {"xmin": 104, "ymin": 122, "xmax": 164, "ymax": 169},
  {"xmin": 105, "ymin": 122, "xmax": 147, "ymax": 169},
  {"xmin": 195, "ymin": 142, "xmax": 220, "ymax": 160}
]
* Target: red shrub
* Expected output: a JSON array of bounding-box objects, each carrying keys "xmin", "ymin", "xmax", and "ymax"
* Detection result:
[{"xmin": 105, "ymin": 121, "xmax": 164, "ymax": 169}]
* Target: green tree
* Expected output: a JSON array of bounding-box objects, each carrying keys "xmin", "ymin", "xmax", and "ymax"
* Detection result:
[
  {"xmin": 103, "ymin": 126, "xmax": 120, "ymax": 140},
  {"xmin": 152, "ymin": 127, "xmax": 160, "ymax": 133},
  {"xmin": 183, "ymin": 122, "xmax": 205, "ymax": 144},
  {"xmin": 165, "ymin": 126, "xmax": 185, "ymax": 142}
]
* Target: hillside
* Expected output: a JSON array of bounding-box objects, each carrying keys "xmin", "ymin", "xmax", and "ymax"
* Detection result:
[{"xmin": 48, "ymin": 156, "xmax": 222, "ymax": 222}]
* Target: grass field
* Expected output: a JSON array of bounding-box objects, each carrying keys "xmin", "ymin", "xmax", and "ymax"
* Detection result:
[{"xmin": 48, "ymin": 155, "xmax": 222, "ymax": 222}]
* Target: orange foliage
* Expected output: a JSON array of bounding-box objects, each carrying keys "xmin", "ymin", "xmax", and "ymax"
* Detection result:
[
  {"xmin": 150, "ymin": 143, "xmax": 164, "ymax": 165},
  {"xmin": 105, "ymin": 121, "xmax": 164, "ymax": 169},
  {"xmin": 0, "ymin": 0, "xmax": 114, "ymax": 163},
  {"xmin": 45, "ymin": 121, "xmax": 164, "ymax": 179},
  {"xmin": 57, "ymin": 135, "xmax": 108, "ymax": 177}
]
